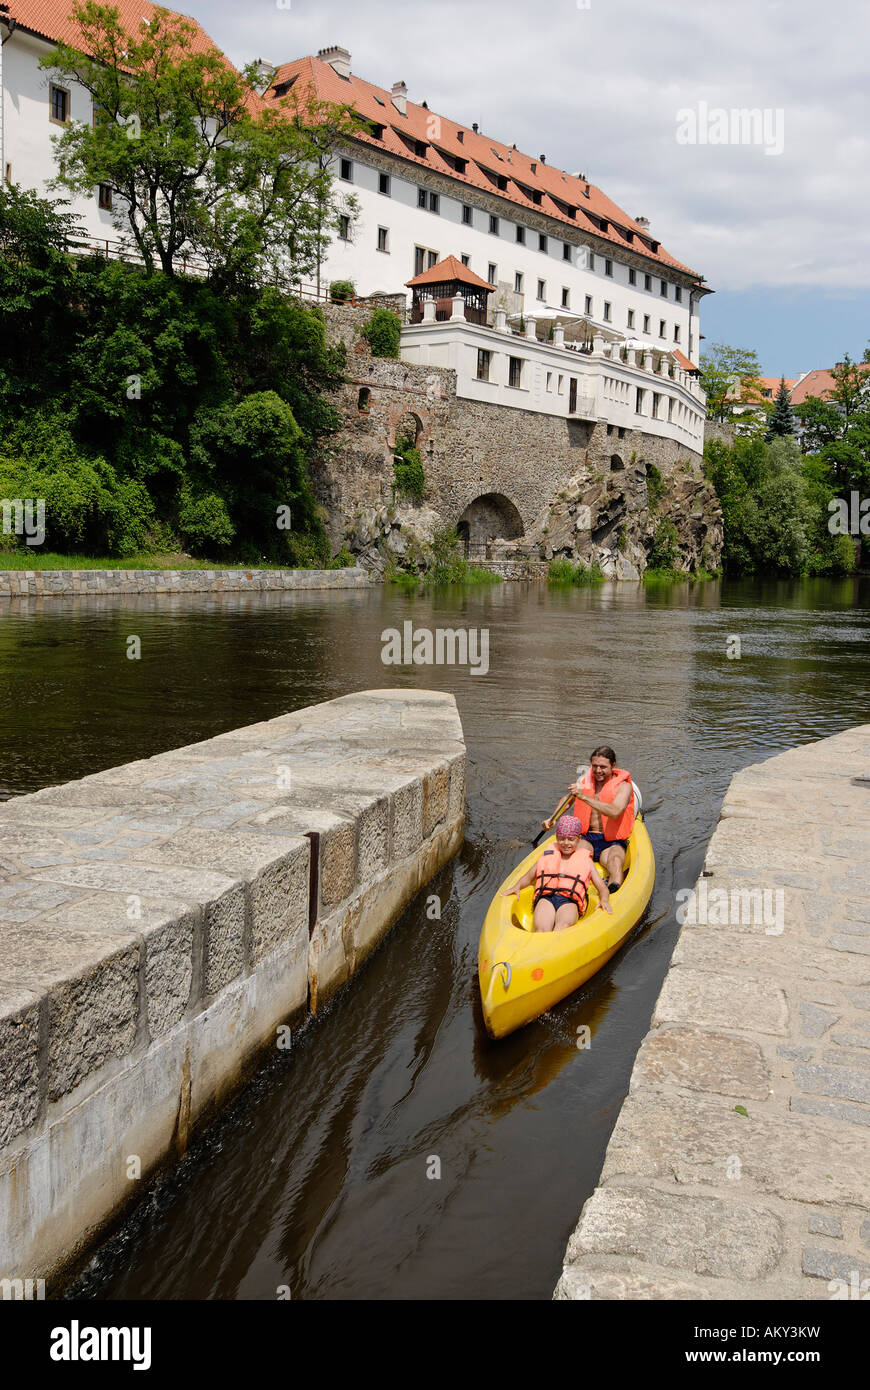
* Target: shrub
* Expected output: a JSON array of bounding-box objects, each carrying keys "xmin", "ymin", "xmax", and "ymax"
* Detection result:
[
  {"xmin": 177, "ymin": 488, "xmax": 235, "ymax": 553},
  {"xmin": 425, "ymin": 525, "xmax": 467, "ymax": 585},
  {"xmin": 392, "ymin": 435, "xmax": 425, "ymax": 503},
  {"xmin": 646, "ymin": 462, "xmax": 665, "ymax": 511},
  {"xmin": 646, "ymin": 519, "xmax": 681, "ymax": 570},
  {"xmin": 547, "ymin": 558, "xmax": 604, "ymax": 586},
  {"xmin": 329, "ymin": 279, "xmax": 356, "ymax": 303},
  {"xmin": 360, "ymin": 307, "xmax": 401, "ymax": 358}
]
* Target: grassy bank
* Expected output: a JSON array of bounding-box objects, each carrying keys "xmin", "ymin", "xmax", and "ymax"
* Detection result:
[{"xmin": 0, "ymin": 551, "xmax": 354, "ymax": 572}]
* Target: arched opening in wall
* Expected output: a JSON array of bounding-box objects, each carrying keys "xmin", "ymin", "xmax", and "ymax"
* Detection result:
[
  {"xmin": 456, "ymin": 520, "xmax": 470, "ymax": 557},
  {"xmin": 358, "ymin": 387, "xmax": 371, "ymax": 412},
  {"xmin": 610, "ymin": 454, "xmax": 625, "ymax": 471},
  {"xmin": 394, "ymin": 411, "xmax": 424, "ymax": 448},
  {"xmin": 456, "ymin": 492, "xmax": 524, "ymax": 561}
]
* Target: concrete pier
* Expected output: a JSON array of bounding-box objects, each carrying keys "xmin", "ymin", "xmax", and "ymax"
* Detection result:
[
  {"xmin": 0, "ymin": 690, "xmax": 465, "ymax": 1288},
  {"xmin": 555, "ymin": 726, "xmax": 870, "ymax": 1300}
]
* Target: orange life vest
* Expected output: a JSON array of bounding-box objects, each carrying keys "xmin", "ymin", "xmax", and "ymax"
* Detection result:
[
  {"xmin": 534, "ymin": 843, "xmax": 593, "ymax": 910},
  {"xmin": 572, "ymin": 767, "xmax": 635, "ymax": 842}
]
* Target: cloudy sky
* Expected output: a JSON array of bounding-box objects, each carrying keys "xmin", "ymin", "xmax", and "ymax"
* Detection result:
[{"xmin": 198, "ymin": 0, "xmax": 869, "ymax": 377}]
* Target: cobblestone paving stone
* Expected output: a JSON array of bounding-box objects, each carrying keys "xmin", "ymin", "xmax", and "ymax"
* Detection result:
[{"xmin": 555, "ymin": 726, "xmax": 870, "ymax": 1300}]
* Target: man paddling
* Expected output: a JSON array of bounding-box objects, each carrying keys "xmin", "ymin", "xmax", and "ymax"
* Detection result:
[{"xmin": 543, "ymin": 745, "xmax": 635, "ymax": 891}]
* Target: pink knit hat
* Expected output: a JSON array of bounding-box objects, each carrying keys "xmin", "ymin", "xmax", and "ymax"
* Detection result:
[{"xmin": 555, "ymin": 814, "xmax": 584, "ymax": 838}]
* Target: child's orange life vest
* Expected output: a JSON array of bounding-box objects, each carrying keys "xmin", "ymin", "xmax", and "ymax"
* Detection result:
[
  {"xmin": 572, "ymin": 767, "xmax": 635, "ymax": 842},
  {"xmin": 534, "ymin": 843, "xmax": 593, "ymax": 911}
]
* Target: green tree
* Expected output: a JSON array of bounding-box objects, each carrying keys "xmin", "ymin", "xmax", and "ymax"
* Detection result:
[
  {"xmin": 699, "ymin": 342, "xmax": 763, "ymax": 422},
  {"xmin": 42, "ymin": 2, "xmax": 357, "ymax": 285},
  {"xmin": 361, "ymin": 307, "xmax": 401, "ymax": 358},
  {"xmin": 765, "ymin": 377, "xmax": 795, "ymax": 440}
]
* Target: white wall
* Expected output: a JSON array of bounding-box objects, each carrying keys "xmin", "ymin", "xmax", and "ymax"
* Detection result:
[
  {"xmin": 401, "ymin": 317, "xmax": 706, "ymax": 450},
  {"xmin": 321, "ymin": 145, "xmax": 698, "ymax": 357},
  {"xmin": 4, "ymin": 29, "xmax": 116, "ymax": 241}
]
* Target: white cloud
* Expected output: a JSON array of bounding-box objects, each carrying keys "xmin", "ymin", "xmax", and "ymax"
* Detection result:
[{"xmin": 202, "ymin": 0, "xmax": 870, "ymax": 293}]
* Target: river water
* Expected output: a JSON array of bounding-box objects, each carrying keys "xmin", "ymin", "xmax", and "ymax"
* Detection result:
[{"xmin": 2, "ymin": 576, "xmax": 868, "ymax": 1300}]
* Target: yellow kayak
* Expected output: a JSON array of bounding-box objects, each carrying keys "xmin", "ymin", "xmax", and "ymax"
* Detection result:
[{"xmin": 478, "ymin": 816, "xmax": 655, "ymax": 1039}]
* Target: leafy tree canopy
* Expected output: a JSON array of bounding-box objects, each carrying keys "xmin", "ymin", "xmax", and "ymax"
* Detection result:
[{"xmin": 41, "ymin": 1, "xmax": 360, "ymax": 287}]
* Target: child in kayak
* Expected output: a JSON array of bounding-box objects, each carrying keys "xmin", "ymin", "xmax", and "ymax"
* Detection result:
[{"xmin": 501, "ymin": 814, "xmax": 612, "ymax": 932}]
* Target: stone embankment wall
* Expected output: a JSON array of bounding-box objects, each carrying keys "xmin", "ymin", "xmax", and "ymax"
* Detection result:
[
  {"xmin": 555, "ymin": 726, "xmax": 870, "ymax": 1300},
  {"xmin": 0, "ymin": 567, "xmax": 374, "ymax": 600},
  {"xmin": 0, "ymin": 690, "xmax": 465, "ymax": 1288},
  {"xmin": 316, "ymin": 302, "xmax": 722, "ymax": 578}
]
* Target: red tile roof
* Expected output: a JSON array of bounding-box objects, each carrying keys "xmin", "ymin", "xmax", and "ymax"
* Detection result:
[
  {"xmin": 674, "ymin": 348, "xmax": 700, "ymax": 373},
  {"xmin": 406, "ymin": 255, "xmax": 494, "ymax": 291},
  {"xmin": 9, "ymin": 0, "xmax": 223, "ymax": 60},
  {"xmin": 268, "ymin": 54, "xmax": 705, "ymax": 283},
  {"xmin": 789, "ymin": 368, "xmax": 839, "ymax": 405}
]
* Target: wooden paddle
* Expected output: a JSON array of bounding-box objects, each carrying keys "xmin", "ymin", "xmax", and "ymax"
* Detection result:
[{"xmin": 531, "ymin": 789, "xmax": 575, "ymax": 847}]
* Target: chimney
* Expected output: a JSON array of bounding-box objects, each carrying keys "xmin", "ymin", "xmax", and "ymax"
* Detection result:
[
  {"xmin": 635, "ymin": 215, "xmax": 650, "ymax": 229},
  {"xmin": 539, "ymin": 154, "xmax": 546, "ymax": 163},
  {"xmin": 457, "ymin": 130, "xmax": 464, "ymax": 143},
  {"xmin": 255, "ymin": 58, "xmax": 276, "ymax": 85},
  {"xmin": 391, "ymin": 80, "xmax": 407, "ymax": 115},
  {"xmin": 317, "ymin": 45, "xmax": 351, "ymax": 79},
  {"xmin": 472, "ymin": 122, "xmax": 479, "ymax": 133}
]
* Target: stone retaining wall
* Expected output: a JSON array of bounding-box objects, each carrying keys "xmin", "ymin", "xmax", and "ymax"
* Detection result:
[
  {"xmin": 0, "ymin": 566, "xmax": 375, "ymax": 600},
  {"xmin": 555, "ymin": 726, "xmax": 870, "ymax": 1300},
  {"xmin": 0, "ymin": 690, "xmax": 465, "ymax": 1288}
]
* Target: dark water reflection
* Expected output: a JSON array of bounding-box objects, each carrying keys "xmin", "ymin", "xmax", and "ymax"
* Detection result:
[{"xmin": 1, "ymin": 576, "xmax": 868, "ymax": 1299}]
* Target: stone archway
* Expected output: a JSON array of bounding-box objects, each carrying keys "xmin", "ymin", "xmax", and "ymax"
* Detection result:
[
  {"xmin": 394, "ymin": 411, "xmax": 424, "ymax": 447},
  {"xmin": 456, "ymin": 492, "xmax": 524, "ymax": 558}
]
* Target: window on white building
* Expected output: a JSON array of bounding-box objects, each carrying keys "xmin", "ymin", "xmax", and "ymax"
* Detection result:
[
  {"xmin": 674, "ymin": 285, "xmax": 682, "ymax": 303},
  {"xmin": 50, "ymin": 84, "xmax": 70, "ymax": 124},
  {"xmin": 516, "ymin": 225, "xmax": 525, "ymax": 244},
  {"xmin": 515, "ymin": 272, "xmax": 523, "ymax": 294},
  {"xmin": 660, "ymin": 278, "xmax": 668, "ymax": 296},
  {"xmin": 644, "ymin": 273, "xmax": 652, "ymax": 291},
  {"xmin": 635, "ymin": 387, "xmax": 645, "ymax": 413},
  {"xmin": 462, "ymin": 204, "xmax": 472, "ymax": 225},
  {"xmin": 377, "ymin": 226, "xmax": 389, "ymax": 253},
  {"xmin": 488, "ymin": 262, "xmax": 497, "ymax": 284},
  {"xmin": 627, "ymin": 309, "xmax": 635, "ymax": 328},
  {"xmin": 643, "ymin": 314, "xmax": 651, "ymax": 333},
  {"xmin": 659, "ymin": 319, "xmax": 666, "ymax": 338},
  {"xmin": 605, "ymin": 259, "xmax": 613, "ymax": 277},
  {"xmin": 563, "ymin": 242, "xmax": 572, "ymax": 261},
  {"xmin": 418, "ymin": 188, "xmax": 427, "ymax": 208},
  {"xmin": 489, "ymin": 214, "xmax": 499, "ymax": 235},
  {"xmin": 561, "ymin": 287, "xmax": 570, "ymax": 308},
  {"xmin": 4, "ymin": 163, "xmax": 10, "ymax": 185},
  {"xmin": 461, "ymin": 253, "xmax": 471, "ymax": 267},
  {"xmin": 537, "ymin": 279, "xmax": 545, "ymax": 300},
  {"xmin": 674, "ymin": 325, "xmax": 681, "ymax": 343},
  {"xmin": 427, "ymin": 249, "xmax": 437, "ymax": 269},
  {"xmin": 378, "ymin": 173, "xmax": 390, "ymax": 195},
  {"xmin": 338, "ymin": 214, "xmax": 351, "ymax": 240},
  {"xmin": 584, "ymin": 295, "xmax": 592, "ymax": 315},
  {"xmin": 546, "ymin": 372, "xmax": 553, "ymax": 391},
  {"xmin": 558, "ymin": 375, "xmax": 565, "ymax": 394},
  {"xmin": 98, "ymin": 184, "xmax": 113, "ymax": 211},
  {"xmin": 508, "ymin": 357, "xmax": 523, "ymax": 388},
  {"xmin": 429, "ymin": 192, "xmax": 439, "ymax": 213},
  {"xmin": 539, "ymin": 233, "xmax": 548, "ymax": 252},
  {"xmin": 477, "ymin": 349, "xmax": 492, "ymax": 382},
  {"xmin": 603, "ymin": 301, "xmax": 611, "ymax": 321},
  {"xmin": 414, "ymin": 246, "xmax": 438, "ymax": 274},
  {"xmin": 340, "ymin": 158, "xmax": 353, "ymax": 181},
  {"xmin": 653, "ymin": 392, "xmax": 661, "ymax": 419},
  {"xmin": 628, "ymin": 268, "xmax": 636, "ymax": 285}
]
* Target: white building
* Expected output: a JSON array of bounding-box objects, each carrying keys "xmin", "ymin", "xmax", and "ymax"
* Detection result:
[{"xmin": 1, "ymin": 7, "xmax": 710, "ymax": 447}]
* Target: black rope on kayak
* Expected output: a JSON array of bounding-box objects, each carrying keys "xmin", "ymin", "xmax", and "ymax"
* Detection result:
[{"xmin": 491, "ymin": 960, "xmax": 512, "ymax": 990}]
